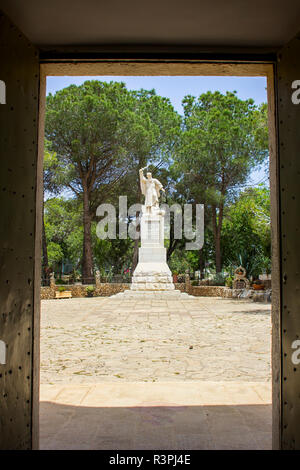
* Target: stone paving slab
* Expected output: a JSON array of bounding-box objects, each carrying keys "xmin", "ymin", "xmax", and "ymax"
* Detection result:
[
  {"xmin": 40, "ymin": 381, "xmax": 271, "ymax": 406},
  {"xmin": 40, "ymin": 381, "xmax": 271, "ymax": 450},
  {"xmin": 40, "ymin": 297, "xmax": 271, "ymax": 450},
  {"xmin": 41, "ymin": 297, "xmax": 271, "ymax": 384}
]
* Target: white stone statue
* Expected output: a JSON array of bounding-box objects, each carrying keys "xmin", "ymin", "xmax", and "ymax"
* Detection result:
[
  {"xmin": 139, "ymin": 167, "xmax": 165, "ymax": 213},
  {"xmin": 125, "ymin": 167, "xmax": 174, "ymax": 292},
  {"xmin": 110, "ymin": 167, "xmax": 193, "ymax": 298}
]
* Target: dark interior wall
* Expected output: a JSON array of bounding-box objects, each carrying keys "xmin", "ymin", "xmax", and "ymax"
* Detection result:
[
  {"xmin": 0, "ymin": 12, "xmax": 39, "ymax": 449},
  {"xmin": 277, "ymin": 33, "xmax": 300, "ymax": 449},
  {"xmin": 1, "ymin": 0, "xmax": 300, "ymax": 47}
]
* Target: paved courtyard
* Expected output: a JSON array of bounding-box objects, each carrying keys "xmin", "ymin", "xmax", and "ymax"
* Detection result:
[
  {"xmin": 40, "ymin": 296, "xmax": 272, "ymax": 450},
  {"xmin": 40, "ymin": 296, "xmax": 271, "ymax": 384}
]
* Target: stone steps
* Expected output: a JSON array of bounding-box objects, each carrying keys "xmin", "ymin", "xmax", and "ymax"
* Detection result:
[{"xmin": 110, "ymin": 289, "xmax": 195, "ymax": 299}]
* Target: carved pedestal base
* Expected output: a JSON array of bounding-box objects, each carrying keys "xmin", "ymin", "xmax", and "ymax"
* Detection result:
[
  {"xmin": 112, "ymin": 289, "xmax": 194, "ymax": 299},
  {"xmin": 131, "ymin": 262, "xmax": 174, "ymax": 291},
  {"xmin": 125, "ymin": 205, "xmax": 194, "ymax": 299},
  {"xmin": 130, "ymin": 206, "xmax": 177, "ymax": 292}
]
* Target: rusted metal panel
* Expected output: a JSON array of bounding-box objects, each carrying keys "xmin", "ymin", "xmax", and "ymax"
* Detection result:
[
  {"xmin": 277, "ymin": 32, "xmax": 300, "ymax": 450},
  {"xmin": 0, "ymin": 11, "xmax": 39, "ymax": 449}
]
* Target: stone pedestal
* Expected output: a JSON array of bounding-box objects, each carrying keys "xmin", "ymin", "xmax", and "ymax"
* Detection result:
[
  {"xmin": 131, "ymin": 206, "xmax": 175, "ymax": 291},
  {"xmin": 110, "ymin": 205, "xmax": 194, "ymax": 299}
]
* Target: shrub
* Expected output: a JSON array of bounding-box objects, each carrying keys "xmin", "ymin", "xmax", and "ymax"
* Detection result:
[
  {"xmin": 86, "ymin": 286, "xmax": 95, "ymax": 297},
  {"xmin": 58, "ymin": 286, "xmax": 66, "ymax": 292},
  {"xmin": 210, "ymin": 273, "xmax": 226, "ymax": 286},
  {"xmin": 225, "ymin": 275, "xmax": 233, "ymax": 288}
]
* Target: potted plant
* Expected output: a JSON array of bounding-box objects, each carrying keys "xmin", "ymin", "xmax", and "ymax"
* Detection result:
[
  {"xmin": 55, "ymin": 286, "xmax": 72, "ymax": 299},
  {"xmin": 252, "ymin": 279, "xmax": 265, "ymax": 290},
  {"xmin": 86, "ymin": 285, "xmax": 95, "ymax": 297},
  {"xmin": 225, "ymin": 275, "xmax": 233, "ymax": 288}
]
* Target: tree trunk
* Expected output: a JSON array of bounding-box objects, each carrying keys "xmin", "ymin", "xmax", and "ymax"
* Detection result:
[
  {"xmin": 167, "ymin": 238, "xmax": 179, "ymax": 261},
  {"xmin": 131, "ymin": 210, "xmax": 140, "ymax": 273},
  {"xmin": 167, "ymin": 212, "xmax": 179, "ymax": 261},
  {"xmin": 132, "ymin": 237, "xmax": 139, "ymax": 273},
  {"xmin": 212, "ymin": 205, "xmax": 223, "ymax": 273},
  {"xmin": 215, "ymin": 232, "xmax": 222, "ymax": 273},
  {"xmin": 132, "ymin": 165, "xmax": 143, "ymax": 272},
  {"xmin": 82, "ymin": 186, "xmax": 94, "ymax": 284},
  {"xmin": 42, "ymin": 200, "xmax": 50, "ymax": 286},
  {"xmin": 198, "ymin": 249, "xmax": 205, "ymax": 279}
]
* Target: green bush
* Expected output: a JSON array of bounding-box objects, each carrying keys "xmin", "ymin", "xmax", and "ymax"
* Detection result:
[
  {"xmin": 58, "ymin": 286, "xmax": 66, "ymax": 292},
  {"xmin": 191, "ymin": 280, "xmax": 198, "ymax": 286},
  {"xmin": 225, "ymin": 275, "xmax": 233, "ymax": 288},
  {"xmin": 210, "ymin": 273, "xmax": 226, "ymax": 286},
  {"xmin": 86, "ymin": 286, "xmax": 95, "ymax": 297}
]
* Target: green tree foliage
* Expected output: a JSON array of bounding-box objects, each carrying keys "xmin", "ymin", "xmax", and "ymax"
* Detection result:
[
  {"xmin": 47, "ymin": 242, "xmax": 64, "ymax": 268},
  {"xmin": 44, "ymin": 197, "xmax": 134, "ymax": 276},
  {"xmin": 112, "ymin": 89, "xmax": 181, "ymax": 270},
  {"xmin": 168, "ymin": 250, "xmax": 199, "ymax": 274},
  {"xmin": 44, "ymin": 197, "xmax": 83, "ymax": 272},
  {"xmin": 45, "ymin": 81, "xmax": 135, "ymax": 281},
  {"xmin": 92, "ymin": 231, "xmax": 134, "ymax": 273},
  {"xmin": 45, "ymin": 81, "xmax": 181, "ymax": 277},
  {"xmin": 221, "ymin": 185, "xmax": 271, "ymax": 278},
  {"xmin": 42, "ymin": 140, "xmax": 60, "ymax": 282},
  {"xmin": 174, "ymin": 91, "xmax": 269, "ymax": 272},
  {"xmin": 44, "ymin": 83, "xmax": 270, "ymax": 280}
]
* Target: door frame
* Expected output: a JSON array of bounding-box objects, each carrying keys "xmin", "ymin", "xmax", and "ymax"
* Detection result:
[{"xmin": 34, "ymin": 60, "xmax": 279, "ymax": 449}]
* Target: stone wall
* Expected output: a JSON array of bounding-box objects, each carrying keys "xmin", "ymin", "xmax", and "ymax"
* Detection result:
[
  {"xmin": 40, "ymin": 281, "xmax": 270, "ymax": 302},
  {"xmin": 41, "ymin": 283, "xmax": 130, "ymax": 299},
  {"xmin": 41, "ymin": 282, "xmax": 187, "ymax": 299},
  {"xmin": 175, "ymin": 283, "xmax": 186, "ymax": 293},
  {"xmin": 189, "ymin": 286, "xmax": 233, "ymax": 297},
  {"xmin": 95, "ymin": 284, "xmax": 129, "ymax": 297},
  {"xmin": 40, "ymin": 287, "xmax": 56, "ymax": 300}
]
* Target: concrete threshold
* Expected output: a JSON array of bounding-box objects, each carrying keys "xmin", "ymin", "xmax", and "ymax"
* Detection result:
[{"xmin": 40, "ymin": 381, "xmax": 271, "ymax": 450}]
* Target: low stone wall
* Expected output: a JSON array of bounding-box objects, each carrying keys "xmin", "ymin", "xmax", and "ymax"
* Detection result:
[
  {"xmin": 40, "ymin": 282, "xmax": 270, "ymax": 302},
  {"xmin": 41, "ymin": 287, "xmax": 56, "ymax": 300},
  {"xmin": 41, "ymin": 283, "xmax": 130, "ymax": 300},
  {"xmin": 174, "ymin": 283, "xmax": 186, "ymax": 293},
  {"xmin": 189, "ymin": 286, "xmax": 233, "ymax": 297},
  {"xmin": 187, "ymin": 285, "xmax": 271, "ymax": 302},
  {"xmin": 95, "ymin": 283, "xmax": 129, "ymax": 297}
]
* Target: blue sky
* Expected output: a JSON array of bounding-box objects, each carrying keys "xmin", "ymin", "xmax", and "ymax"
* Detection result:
[{"xmin": 46, "ymin": 75, "xmax": 269, "ymax": 186}]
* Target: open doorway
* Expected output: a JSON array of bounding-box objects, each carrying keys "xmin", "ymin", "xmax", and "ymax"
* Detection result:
[{"xmin": 36, "ymin": 62, "xmax": 277, "ymax": 450}]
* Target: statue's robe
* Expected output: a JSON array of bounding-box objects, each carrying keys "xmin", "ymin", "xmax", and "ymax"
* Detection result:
[{"xmin": 140, "ymin": 175, "xmax": 163, "ymax": 209}]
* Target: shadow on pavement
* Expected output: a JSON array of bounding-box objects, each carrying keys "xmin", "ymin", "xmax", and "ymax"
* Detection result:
[{"xmin": 40, "ymin": 401, "xmax": 271, "ymax": 450}]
